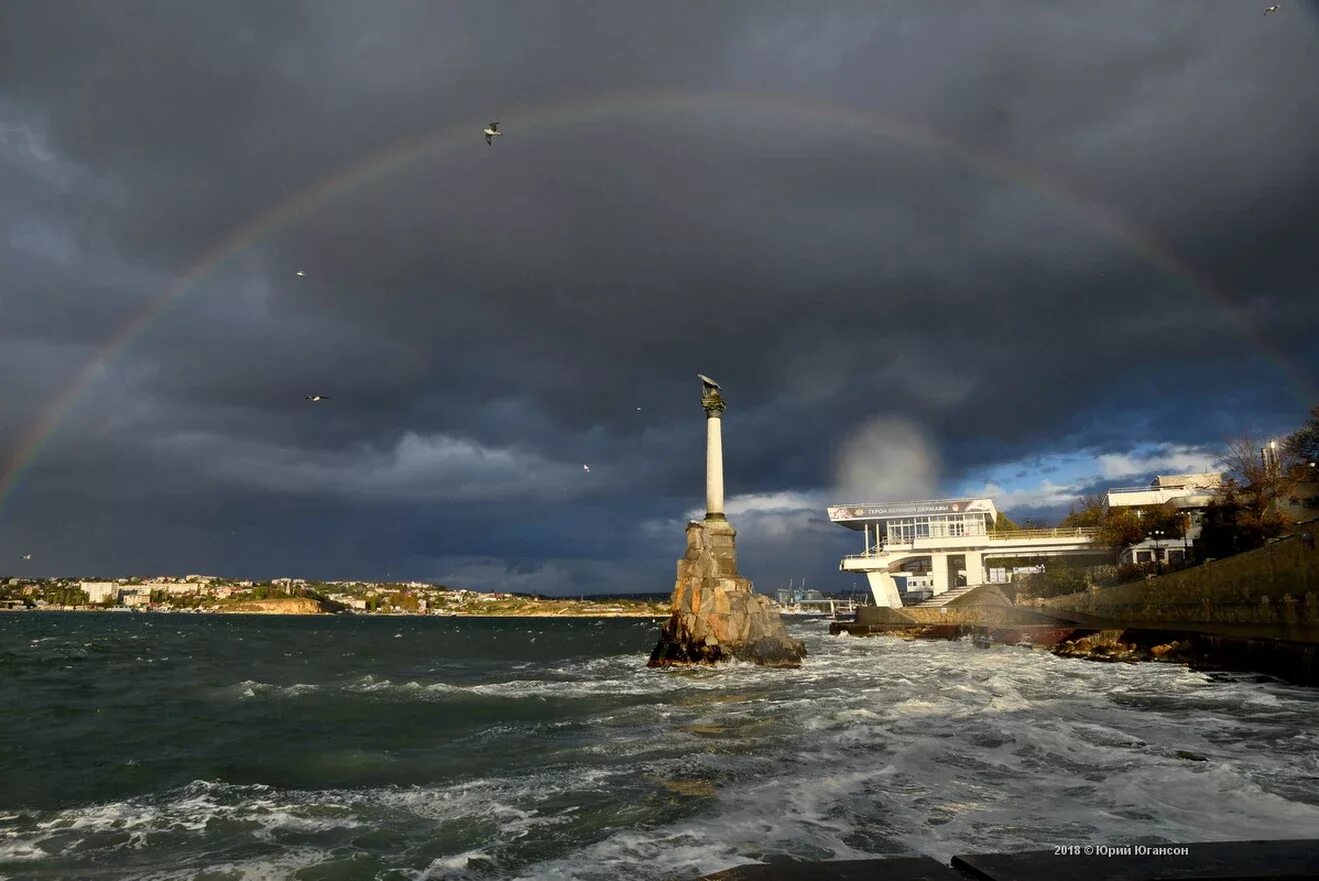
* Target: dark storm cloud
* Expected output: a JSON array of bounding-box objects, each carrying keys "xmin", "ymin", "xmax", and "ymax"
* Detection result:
[{"xmin": 2, "ymin": 1, "xmax": 1317, "ymax": 591}]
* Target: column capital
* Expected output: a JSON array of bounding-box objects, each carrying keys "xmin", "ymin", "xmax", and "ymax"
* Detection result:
[{"xmin": 701, "ymin": 394, "xmax": 726, "ymax": 417}]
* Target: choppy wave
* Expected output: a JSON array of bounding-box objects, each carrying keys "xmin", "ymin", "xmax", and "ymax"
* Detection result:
[
  {"xmin": 3, "ymin": 619, "xmax": 1319, "ymax": 880},
  {"xmin": 225, "ymin": 655, "xmax": 766, "ymax": 703}
]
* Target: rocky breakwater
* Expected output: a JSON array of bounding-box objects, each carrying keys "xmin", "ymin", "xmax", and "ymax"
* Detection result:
[
  {"xmin": 649, "ymin": 518, "xmax": 806, "ymax": 668},
  {"xmin": 1053, "ymin": 630, "xmax": 1194, "ymax": 664}
]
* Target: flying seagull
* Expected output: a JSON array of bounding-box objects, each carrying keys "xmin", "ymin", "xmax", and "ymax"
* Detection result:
[
  {"xmin": 483, "ymin": 121, "xmax": 502, "ymax": 146},
  {"xmin": 582, "ymin": 464, "xmax": 591, "ymax": 474},
  {"xmin": 697, "ymin": 374, "xmax": 721, "ymax": 391},
  {"xmin": 22, "ymin": 554, "xmax": 31, "ymax": 560},
  {"xmin": 1265, "ymin": 4, "xmax": 1279, "ymax": 11},
  {"xmin": 305, "ymin": 395, "xmax": 329, "ymax": 402},
  {"xmin": 296, "ymin": 270, "xmax": 306, "ymax": 277}
]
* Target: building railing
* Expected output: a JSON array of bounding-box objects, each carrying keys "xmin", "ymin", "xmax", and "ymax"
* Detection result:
[
  {"xmin": 830, "ymin": 497, "xmax": 980, "ymax": 509},
  {"xmin": 1108, "ymin": 485, "xmax": 1218, "ymax": 496},
  {"xmin": 842, "ymin": 526, "xmax": 1099, "ymax": 560},
  {"xmin": 986, "ymin": 526, "xmax": 1100, "ymax": 541}
]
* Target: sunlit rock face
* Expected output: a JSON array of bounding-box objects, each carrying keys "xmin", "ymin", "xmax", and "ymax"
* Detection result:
[{"xmin": 648, "ymin": 518, "xmax": 806, "ymax": 668}]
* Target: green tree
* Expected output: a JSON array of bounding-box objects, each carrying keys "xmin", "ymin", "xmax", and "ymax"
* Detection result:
[
  {"xmin": 1217, "ymin": 433, "xmax": 1298, "ymax": 545},
  {"xmin": 993, "ymin": 512, "xmax": 1019, "ymax": 532},
  {"xmin": 1284, "ymin": 405, "xmax": 1319, "ymax": 466},
  {"xmin": 1060, "ymin": 493, "xmax": 1106, "ymax": 528},
  {"xmin": 1096, "ymin": 508, "xmax": 1145, "ymax": 551}
]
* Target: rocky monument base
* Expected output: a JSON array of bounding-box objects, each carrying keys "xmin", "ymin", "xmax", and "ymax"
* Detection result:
[{"xmin": 648, "ymin": 517, "xmax": 806, "ymax": 668}]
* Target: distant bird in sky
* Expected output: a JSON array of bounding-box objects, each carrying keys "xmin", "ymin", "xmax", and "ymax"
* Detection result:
[
  {"xmin": 483, "ymin": 121, "xmax": 502, "ymax": 146},
  {"xmin": 305, "ymin": 394, "xmax": 329, "ymax": 402},
  {"xmin": 583, "ymin": 464, "xmax": 591, "ymax": 474},
  {"xmin": 296, "ymin": 270, "xmax": 306, "ymax": 277},
  {"xmin": 636, "ymin": 407, "xmax": 642, "ymax": 411},
  {"xmin": 1265, "ymin": 4, "xmax": 1279, "ymax": 11},
  {"xmin": 22, "ymin": 554, "xmax": 31, "ymax": 560}
]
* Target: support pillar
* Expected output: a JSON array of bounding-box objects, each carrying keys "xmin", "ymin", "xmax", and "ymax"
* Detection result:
[
  {"xmin": 963, "ymin": 551, "xmax": 985, "ymax": 587},
  {"xmin": 867, "ymin": 571, "xmax": 903, "ymax": 608},
  {"xmin": 930, "ymin": 553, "xmax": 950, "ymax": 596}
]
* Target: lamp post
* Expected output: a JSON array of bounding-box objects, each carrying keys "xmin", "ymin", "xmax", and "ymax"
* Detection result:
[{"xmin": 1149, "ymin": 528, "xmax": 1166, "ymax": 574}]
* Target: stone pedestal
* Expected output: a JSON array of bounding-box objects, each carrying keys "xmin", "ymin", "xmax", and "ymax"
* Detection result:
[{"xmin": 648, "ymin": 518, "xmax": 806, "ymax": 668}]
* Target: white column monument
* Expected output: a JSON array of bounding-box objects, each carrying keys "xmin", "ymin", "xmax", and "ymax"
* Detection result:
[
  {"xmin": 648, "ymin": 375, "xmax": 806, "ymax": 668},
  {"xmin": 701, "ymin": 374, "xmax": 726, "ymax": 520}
]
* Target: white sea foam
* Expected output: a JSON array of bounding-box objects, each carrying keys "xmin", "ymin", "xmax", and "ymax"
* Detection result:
[
  {"xmin": 229, "ymin": 679, "xmax": 321, "ymax": 699},
  {"xmin": 6, "ymin": 627, "xmax": 1319, "ymax": 881}
]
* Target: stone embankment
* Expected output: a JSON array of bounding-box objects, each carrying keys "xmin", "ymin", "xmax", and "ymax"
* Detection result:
[
  {"xmin": 1040, "ymin": 522, "xmax": 1319, "ymax": 638},
  {"xmin": 831, "ymin": 587, "xmax": 1081, "ymax": 647}
]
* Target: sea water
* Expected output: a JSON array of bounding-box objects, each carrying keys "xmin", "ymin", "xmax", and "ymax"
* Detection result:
[{"xmin": 2, "ymin": 612, "xmax": 1318, "ymax": 880}]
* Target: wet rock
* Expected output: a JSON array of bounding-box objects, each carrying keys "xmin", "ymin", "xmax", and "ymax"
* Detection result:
[
  {"xmin": 649, "ymin": 519, "xmax": 805, "ymax": 668},
  {"xmin": 1053, "ymin": 630, "xmax": 1147, "ymax": 664},
  {"xmin": 1151, "ymin": 640, "xmax": 1194, "ymax": 659}
]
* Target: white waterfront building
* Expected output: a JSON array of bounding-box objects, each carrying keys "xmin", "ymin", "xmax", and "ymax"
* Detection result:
[
  {"xmin": 1104, "ymin": 473, "xmax": 1221, "ymax": 511},
  {"xmin": 79, "ymin": 582, "xmax": 119, "ymax": 603},
  {"xmin": 829, "ymin": 498, "xmax": 1103, "ymax": 608},
  {"xmin": 1106, "ymin": 473, "xmax": 1223, "ymax": 567}
]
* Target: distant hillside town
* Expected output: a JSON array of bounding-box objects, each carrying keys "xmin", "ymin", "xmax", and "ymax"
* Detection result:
[{"xmin": 0, "ymin": 576, "xmax": 670, "ymax": 617}]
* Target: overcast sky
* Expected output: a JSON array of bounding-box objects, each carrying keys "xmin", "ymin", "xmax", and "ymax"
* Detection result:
[{"xmin": 3, "ymin": 1, "xmax": 1317, "ymax": 593}]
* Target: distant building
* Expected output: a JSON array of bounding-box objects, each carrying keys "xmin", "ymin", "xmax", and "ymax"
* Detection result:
[
  {"xmin": 139, "ymin": 582, "xmax": 198, "ymax": 595},
  {"xmin": 1282, "ymin": 475, "xmax": 1319, "ymax": 522},
  {"xmin": 80, "ymin": 582, "xmax": 119, "ymax": 603},
  {"xmin": 1118, "ymin": 539, "xmax": 1189, "ymax": 567},
  {"xmin": 1106, "ymin": 472, "xmax": 1223, "ymax": 563},
  {"xmin": 775, "ymin": 587, "xmax": 826, "ymax": 606},
  {"xmin": 1105, "ymin": 473, "xmax": 1222, "ymax": 512}
]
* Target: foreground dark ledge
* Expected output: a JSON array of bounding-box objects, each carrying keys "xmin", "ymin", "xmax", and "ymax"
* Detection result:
[{"xmin": 694, "ymin": 839, "xmax": 1319, "ymax": 880}]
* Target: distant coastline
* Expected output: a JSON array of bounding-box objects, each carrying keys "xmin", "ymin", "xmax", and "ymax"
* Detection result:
[
  {"xmin": 0, "ymin": 583, "xmax": 672, "ymax": 618},
  {"xmin": 1, "ymin": 607, "xmax": 670, "ymax": 618}
]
